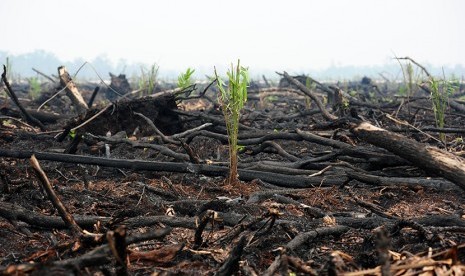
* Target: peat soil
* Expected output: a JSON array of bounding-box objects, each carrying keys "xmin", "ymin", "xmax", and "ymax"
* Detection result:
[{"xmin": 1, "ymin": 75, "xmax": 465, "ymax": 275}]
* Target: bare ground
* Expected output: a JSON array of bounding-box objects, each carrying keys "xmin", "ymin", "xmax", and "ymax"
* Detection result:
[{"xmin": 1, "ymin": 75, "xmax": 465, "ymax": 275}]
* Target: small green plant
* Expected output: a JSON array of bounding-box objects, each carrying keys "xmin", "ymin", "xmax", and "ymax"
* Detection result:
[
  {"xmin": 395, "ymin": 57, "xmax": 460, "ymax": 143},
  {"xmin": 5, "ymin": 57, "xmax": 13, "ymax": 83},
  {"xmin": 215, "ymin": 60, "xmax": 249, "ymax": 185},
  {"xmin": 28, "ymin": 76, "xmax": 41, "ymax": 100},
  {"xmin": 138, "ymin": 63, "xmax": 159, "ymax": 96},
  {"xmin": 430, "ymin": 73, "xmax": 458, "ymax": 142},
  {"xmin": 396, "ymin": 60, "xmax": 417, "ymax": 114},
  {"xmin": 177, "ymin": 68, "xmax": 195, "ymax": 89},
  {"xmin": 395, "ymin": 58, "xmax": 422, "ymax": 111},
  {"xmin": 147, "ymin": 63, "xmax": 158, "ymax": 94}
]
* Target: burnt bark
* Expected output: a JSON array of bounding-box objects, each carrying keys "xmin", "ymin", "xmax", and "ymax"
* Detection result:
[{"xmin": 351, "ymin": 122, "xmax": 465, "ymax": 191}]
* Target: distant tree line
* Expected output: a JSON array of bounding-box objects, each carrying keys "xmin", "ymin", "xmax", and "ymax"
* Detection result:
[{"xmin": 1, "ymin": 50, "xmax": 464, "ymax": 81}]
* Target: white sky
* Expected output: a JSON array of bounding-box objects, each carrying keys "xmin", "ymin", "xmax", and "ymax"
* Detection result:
[{"xmin": 1, "ymin": 0, "xmax": 463, "ymax": 72}]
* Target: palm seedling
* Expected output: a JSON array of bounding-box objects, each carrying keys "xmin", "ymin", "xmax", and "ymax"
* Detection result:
[
  {"xmin": 177, "ymin": 67, "xmax": 195, "ymax": 89},
  {"xmin": 215, "ymin": 60, "xmax": 249, "ymax": 185},
  {"xmin": 430, "ymin": 72, "xmax": 458, "ymax": 142}
]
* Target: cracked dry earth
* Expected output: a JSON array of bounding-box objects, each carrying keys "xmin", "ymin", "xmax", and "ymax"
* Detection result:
[{"xmin": 1, "ymin": 82, "xmax": 465, "ymax": 275}]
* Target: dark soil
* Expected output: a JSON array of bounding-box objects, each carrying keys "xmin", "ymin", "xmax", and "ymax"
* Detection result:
[{"xmin": 1, "ymin": 75, "xmax": 465, "ymax": 275}]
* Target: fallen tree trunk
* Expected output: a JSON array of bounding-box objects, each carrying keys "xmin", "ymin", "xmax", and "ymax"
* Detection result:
[{"xmin": 351, "ymin": 121, "xmax": 465, "ymax": 191}]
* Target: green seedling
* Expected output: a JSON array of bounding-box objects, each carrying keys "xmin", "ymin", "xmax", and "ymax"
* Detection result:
[
  {"xmin": 28, "ymin": 76, "xmax": 41, "ymax": 100},
  {"xmin": 69, "ymin": 129, "xmax": 77, "ymax": 139},
  {"xmin": 147, "ymin": 63, "xmax": 159, "ymax": 95},
  {"xmin": 215, "ymin": 60, "xmax": 249, "ymax": 185},
  {"xmin": 177, "ymin": 68, "xmax": 195, "ymax": 89},
  {"xmin": 430, "ymin": 73, "xmax": 458, "ymax": 142},
  {"xmin": 398, "ymin": 61, "xmax": 415, "ymax": 114},
  {"xmin": 138, "ymin": 63, "xmax": 159, "ymax": 96}
]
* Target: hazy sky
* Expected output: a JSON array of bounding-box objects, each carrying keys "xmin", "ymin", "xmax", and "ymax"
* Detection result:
[{"xmin": 1, "ymin": 0, "xmax": 463, "ymax": 72}]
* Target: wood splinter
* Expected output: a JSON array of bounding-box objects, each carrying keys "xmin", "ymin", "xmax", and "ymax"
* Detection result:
[{"xmin": 58, "ymin": 66, "xmax": 89, "ymax": 114}]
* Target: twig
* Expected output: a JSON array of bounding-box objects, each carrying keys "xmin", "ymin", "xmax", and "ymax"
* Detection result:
[
  {"xmin": 281, "ymin": 71, "xmax": 338, "ymax": 120},
  {"xmin": 106, "ymin": 226, "xmax": 128, "ymax": 275},
  {"xmin": 29, "ymin": 155, "xmax": 83, "ymax": 236},
  {"xmin": 285, "ymin": 225, "xmax": 349, "ymax": 252},
  {"xmin": 136, "ymin": 185, "xmax": 146, "ymax": 206},
  {"xmin": 385, "ymin": 113, "xmax": 442, "ymax": 144},
  {"xmin": 32, "ymin": 68, "xmax": 57, "ymax": 83},
  {"xmin": 36, "ymin": 85, "xmax": 69, "ymax": 111},
  {"xmin": 0, "ymin": 115, "xmax": 37, "ymax": 131},
  {"xmin": 171, "ymin": 123, "xmax": 213, "ymax": 139},
  {"xmin": 260, "ymin": 141, "xmax": 300, "ymax": 162},
  {"xmin": 396, "ymin": 56, "xmax": 432, "ymax": 78},
  {"xmin": 178, "ymin": 139, "xmax": 201, "ymax": 164},
  {"xmin": 214, "ymin": 236, "xmax": 247, "ymax": 276},
  {"xmin": 2, "ymin": 227, "xmax": 172, "ymax": 275},
  {"xmin": 70, "ymin": 104, "xmax": 113, "ymax": 132},
  {"xmin": 161, "ymin": 176, "xmax": 185, "ymax": 198},
  {"xmin": 347, "ymin": 189, "xmax": 398, "ymax": 220},
  {"xmin": 87, "ymin": 86, "xmax": 100, "ymax": 108},
  {"xmin": 308, "ymin": 165, "xmax": 332, "ymax": 177},
  {"xmin": 375, "ymin": 227, "xmax": 391, "ymax": 276},
  {"xmin": 134, "ymin": 112, "xmax": 180, "ymax": 144},
  {"xmin": 296, "ymin": 129, "xmax": 352, "ymax": 149},
  {"xmin": 86, "ymin": 133, "xmax": 190, "ymax": 161},
  {"xmin": 193, "ymin": 210, "xmax": 214, "ymax": 249},
  {"xmin": 262, "ymin": 254, "xmax": 283, "ymax": 276},
  {"xmin": 1, "ymin": 65, "xmax": 46, "ymax": 130},
  {"xmin": 176, "ymin": 79, "xmax": 216, "ymax": 101}
]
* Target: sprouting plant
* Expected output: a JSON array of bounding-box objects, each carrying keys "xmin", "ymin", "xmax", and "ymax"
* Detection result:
[
  {"xmin": 147, "ymin": 63, "xmax": 159, "ymax": 94},
  {"xmin": 396, "ymin": 58, "xmax": 418, "ymax": 96},
  {"xmin": 215, "ymin": 60, "xmax": 249, "ymax": 185},
  {"xmin": 430, "ymin": 73, "xmax": 458, "ymax": 142},
  {"xmin": 5, "ymin": 57, "xmax": 13, "ymax": 83},
  {"xmin": 28, "ymin": 76, "xmax": 41, "ymax": 100},
  {"xmin": 395, "ymin": 57, "xmax": 424, "ymax": 116},
  {"xmin": 138, "ymin": 63, "xmax": 159, "ymax": 96},
  {"xmin": 177, "ymin": 68, "xmax": 195, "ymax": 89},
  {"xmin": 429, "ymin": 77, "xmax": 445, "ymax": 141},
  {"xmin": 395, "ymin": 56, "xmax": 460, "ymax": 143}
]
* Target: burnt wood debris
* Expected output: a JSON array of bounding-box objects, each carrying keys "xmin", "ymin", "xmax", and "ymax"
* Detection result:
[{"xmin": 0, "ymin": 64, "xmax": 465, "ymax": 275}]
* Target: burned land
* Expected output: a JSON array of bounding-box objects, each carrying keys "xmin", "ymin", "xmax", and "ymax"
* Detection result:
[{"xmin": 1, "ymin": 62, "xmax": 465, "ymax": 275}]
